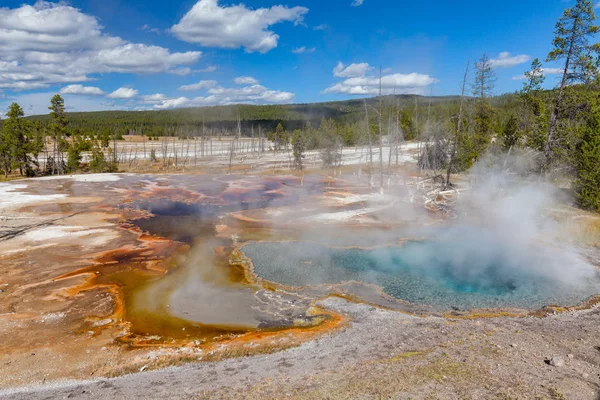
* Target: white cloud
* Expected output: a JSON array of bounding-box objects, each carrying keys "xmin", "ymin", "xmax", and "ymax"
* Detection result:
[
  {"xmin": 179, "ymin": 80, "xmax": 218, "ymax": 91},
  {"xmin": 234, "ymin": 76, "xmax": 259, "ymax": 85},
  {"xmin": 325, "ymin": 62, "xmax": 437, "ymax": 95},
  {"xmin": 154, "ymin": 97, "xmax": 192, "ymax": 110},
  {"xmin": 488, "ymin": 52, "xmax": 531, "ymax": 68},
  {"xmin": 108, "ymin": 87, "xmax": 138, "ymax": 99},
  {"xmin": 313, "ymin": 24, "xmax": 328, "ymax": 31},
  {"xmin": 195, "ymin": 65, "xmax": 217, "ymax": 73},
  {"xmin": 171, "ymin": 0, "xmax": 308, "ymax": 53},
  {"xmin": 140, "ymin": 93, "xmax": 168, "ymax": 103},
  {"xmin": 292, "ymin": 46, "xmax": 315, "ymax": 54},
  {"xmin": 351, "ymin": 0, "xmax": 364, "ymax": 6},
  {"xmin": 0, "ymin": 2, "xmax": 201, "ymax": 90},
  {"xmin": 333, "ymin": 62, "xmax": 373, "ymax": 78},
  {"xmin": 60, "ymin": 84, "xmax": 104, "ymax": 96},
  {"xmin": 512, "ymin": 67, "xmax": 564, "ymax": 80},
  {"xmin": 169, "ymin": 68, "xmax": 193, "ymax": 76},
  {"xmin": 147, "ymin": 81, "xmax": 294, "ymax": 109},
  {"xmin": 141, "ymin": 24, "xmax": 161, "ymax": 34}
]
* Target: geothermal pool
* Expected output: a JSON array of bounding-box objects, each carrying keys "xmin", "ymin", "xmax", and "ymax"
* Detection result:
[{"xmin": 242, "ymin": 239, "xmax": 600, "ymax": 311}]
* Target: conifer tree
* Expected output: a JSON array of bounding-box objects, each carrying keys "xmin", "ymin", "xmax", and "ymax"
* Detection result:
[
  {"xmin": 48, "ymin": 95, "xmax": 69, "ymax": 175},
  {"xmin": 0, "ymin": 103, "xmax": 34, "ymax": 177},
  {"xmin": 574, "ymin": 103, "xmax": 600, "ymax": 211},
  {"xmin": 469, "ymin": 53, "xmax": 496, "ymax": 163},
  {"xmin": 501, "ymin": 115, "xmax": 520, "ymax": 151},
  {"xmin": 522, "ymin": 58, "xmax": 545, "ymax": 93},
  {"xmin": 545, "ymin": 0, "xmax": 600, "ymax": 167},
  {"xmin": 291, "ymin": 129, "xmax": 305, "ymax": 171}
]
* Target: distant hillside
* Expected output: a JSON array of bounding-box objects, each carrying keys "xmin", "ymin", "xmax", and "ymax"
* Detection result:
[{"xmin": 26, "ymin": 94, "xmax": 469, "ymax": 134}]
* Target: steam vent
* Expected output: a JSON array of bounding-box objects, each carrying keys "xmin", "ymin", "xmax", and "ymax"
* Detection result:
[
  {"xmin": 2, "ymin": 169, "xmax": 600, "ymax": 398},
  {"xmin": 5, "ymin": 0, "xmax": 600, "ymax": 391}
]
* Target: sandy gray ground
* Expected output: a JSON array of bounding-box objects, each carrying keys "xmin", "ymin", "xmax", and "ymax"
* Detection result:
[{"xmin": 2, "ymin": 297, "xmax": 599, "ymax": 400}]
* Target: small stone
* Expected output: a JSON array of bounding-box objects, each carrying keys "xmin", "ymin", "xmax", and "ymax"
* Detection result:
[
  {"xmin": 510, "ymin": 343, "xmax": 517, "ymax": 348},
  {"xmin": 140, "ymin": 365, "xmax": 148, "ymax": 372},
  {"xmin": 583, "ymin": 373, "xmax": 589, "ymax": 379},
  {"xmin": 548, "ymin": 356, "xmax": 564, "ymax": 367},
  {"xmin": 567, "ymin": 354, "xmax": 574, "ymax": 359},
  {"xmin": 92, "ymin": 318, "xmax": 113, "ymax": 328}
]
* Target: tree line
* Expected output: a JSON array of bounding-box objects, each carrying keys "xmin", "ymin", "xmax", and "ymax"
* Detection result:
[
  {"xmin": 2, "ymin": 0, "xmax": 600, "ymax": 211},
  {"xmin": 0, "ymin": 94, "xmax": 118, "ymax": 177}
]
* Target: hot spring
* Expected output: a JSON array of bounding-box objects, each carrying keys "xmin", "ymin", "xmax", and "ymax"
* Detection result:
[{"xmin": 242, "ymin": 233, "xmax": 600, "ymax": 311}]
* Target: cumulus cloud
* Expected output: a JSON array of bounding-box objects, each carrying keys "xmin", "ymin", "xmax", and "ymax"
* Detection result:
[
  {"xmin": 60, "ymin": 84, "xmax": 104, "ymax": 96},
  {"xmin": 333, "ymin": 62, "xmax": 372, "ymax": 78},
  {"xmin": 195, "ymin": 65, "xmax": 218, "ymax": 73},
  {"xmin": 147, "ymin": 81, "xmax": 294, "ymax": 109},
  {"xmin": 0, "ymin": 2, "xmax": 201, "ymax": 90},
  {"xmin": 325, "ymin": 62, "xmax": 438, "ymax": 95},
  {"xmin": 234, "ymin": 76, "xmax": 259, "ymax": 85},
  {"xmin": 292, "ymin": 46, "xmax": 315, "ymax": 54},
  {"xmin": 170, "ymin": 0, "xmax": 308, "ymax": 53},
  {"xmin": 351, "ymin": 0, "xmax": 364, "ymax": 6},
  {"xmin": 140, "ymin": 93, "xmax": 168, "ymax": 103},
  {"xmin": 179, "ymin": 80, "xmax": 218, "ymax": 91},
  {"xmin": 108, "ymin": 87, "xmax": 138, "ymax": 99},
  {"xmin": 489, "ymin": 52, "xmax": 531, "ymax": 68}
]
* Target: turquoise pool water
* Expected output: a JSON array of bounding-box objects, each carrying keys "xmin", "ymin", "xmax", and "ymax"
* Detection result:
[{"xmin": 242, "ymin": 240, "xmax": 600, "ymax": 311}]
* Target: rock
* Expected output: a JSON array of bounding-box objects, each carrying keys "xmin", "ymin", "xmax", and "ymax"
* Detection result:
[
  {"xmin": 92, "ymin": 318, "xmax": 113, "ymax": 327},
  {"xmin": 548, "ymin": 356, "xmax": 564, "ymax": 367},
  {"xmin": 583, "ymin": 373, "xmax": 589, "ymax": 379},
  {"xmin": 510, "ymin": 343, "xmax": 517, "ymax": 348},
  {"xmin": 567, "ymin": 354, "xmax": 574, "ymax": 359},
  {"xmin": 140, "ymin": 365, "xmax": 148, "ymax": 372}
]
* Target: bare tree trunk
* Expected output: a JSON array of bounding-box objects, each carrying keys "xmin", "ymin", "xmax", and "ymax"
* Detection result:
[{"xmin": 364, "ymin": 99, "xmax": 373, "ymax": 187}]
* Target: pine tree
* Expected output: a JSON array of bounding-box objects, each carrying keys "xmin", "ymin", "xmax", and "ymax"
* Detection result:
[
  {"xmin": 472, "ymin": 53, "xmax": 496, "ymax": 99},
  {"xmin": 48, "ymin": 95, "xmax": 69, "ymax": 175},
  {"xmin": 501, "ymin": 115, "xmax": 520, "ymax": 151},
  {"xmin": 574, "ymin": 103, "xmax": 600, "ymax": 211},
  {"xmin": 0, "ymin": 111, "xmax": 11, "ymax": 178},
  {"xmin": 545, "ymin": 0, "xmax": 600, "ymax": 167},
  {"xmin": 520, "ymin": 59, "xmax": 549, "ymax": 152},
  {"xmin": 522, "ymin": 58, "xmax": 545, "ymax": 93},
  {"xmin": 1, "ymin": 103, "xmax": 34, "ymax": 177},
  {"xmin": 469, "ymin": 53, "xmax": 497, "ymax": 162},
  {"xmin": 291, "ymin": 129, "xmax": 305, "ymax": 171}
]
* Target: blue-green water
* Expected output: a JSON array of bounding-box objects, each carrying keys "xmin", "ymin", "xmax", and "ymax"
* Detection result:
[{"xmin": 242, "ymin": 241, "xmax": 600, "ymax": 311}]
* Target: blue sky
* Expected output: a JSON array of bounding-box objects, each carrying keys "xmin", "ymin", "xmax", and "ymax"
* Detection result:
[{"xmin": 0, "ymin": 0, "xmax": 590, "ymax": 115}]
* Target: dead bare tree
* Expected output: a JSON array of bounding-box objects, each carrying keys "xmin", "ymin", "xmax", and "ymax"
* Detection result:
[{"xmin": 364, "ymin": 99, "xmax": 373, "ymax": 187}]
